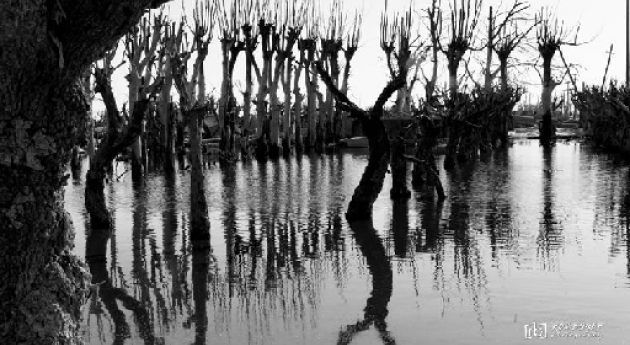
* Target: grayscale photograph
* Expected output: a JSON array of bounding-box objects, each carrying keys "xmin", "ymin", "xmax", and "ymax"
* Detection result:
[{"xmin": 1, "ymin": 0, "xmax": 627, "ymax": 344}]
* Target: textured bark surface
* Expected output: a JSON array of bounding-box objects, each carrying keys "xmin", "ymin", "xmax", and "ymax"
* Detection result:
[{"xmin": 0, "ymin": 0, "xmax": 169, "ymax": 343}]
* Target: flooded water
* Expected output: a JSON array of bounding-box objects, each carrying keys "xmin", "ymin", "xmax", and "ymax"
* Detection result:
[{"xmin": 65, "ymin": 140, "xmax": 630, "ymax": 345}]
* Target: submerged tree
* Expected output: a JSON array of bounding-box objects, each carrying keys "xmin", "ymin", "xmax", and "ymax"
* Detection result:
[
  {"xmin": 86, "ymin": 46, "xmax": 163, "ymax": 229},
  {"xmin": 493, "ymin": 19, "xmax": 535, "ymax": 145},
  {"xmin": 315, "ymin": 62, "xmax": 406, "ymax": 220},
  {"xmin": 439, "ymin": 0, "xmax": 482, "ymax": 169},
  {"xmin": 125, "ymin": 14, "xmax": 164, "ymax": 182},
  {"xmin": 170, "ymin": 0, "xmax": 216, "ymax": 248},
  {"xmin": 535, "ymin": 7, "xmax": 579, "ymax": 143}
]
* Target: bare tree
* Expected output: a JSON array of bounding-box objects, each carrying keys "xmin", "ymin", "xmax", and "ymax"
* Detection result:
[
  {"xmin": 218, "ymin": 0, "xmax": 246, "ymax": 161},
  {"xmin": 441, "ymin": 0, "xmax": 482, "ymax": 98},
  {"xmin": 85, "ymin": 44, "xmax": 163, "ymax": 229},
  {"xmin": 483, "ymin": 0, "xmax": 528, "ymax": 90},
  {"xmin": 125, "ymin": 14, "xmax": 164, "ymax": 181},
  {"xmin": 170, "ymin": 0, "xmax": 216, "ymax": 247},
  {"xmin": 159, "ymin": 19, "xmax": 186, "ymax": 173},
  {"xmin": 535, "ymin": 7, "xmax": 580, "ymax": 142},
  {"xmin": 315, "ymin": 62, "xmax": 406, "ymax": 220}
]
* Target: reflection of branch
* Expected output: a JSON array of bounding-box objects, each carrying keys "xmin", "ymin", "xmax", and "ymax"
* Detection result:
[
  {"xmin": 86, "ymin": 227, "xmax": 158, "ymax": 345},
  {"xmin": 337, "ymin": 219, "xmax": 395, "ymax": 345}
]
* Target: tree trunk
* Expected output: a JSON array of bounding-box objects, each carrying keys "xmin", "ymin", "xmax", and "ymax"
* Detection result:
[
  {"xmin": 129, "ymin": 74, "xmax": 145, "ymax": 182},
  {"xmin": 243, "ymin": 34, "xmax": 254, "ymax": 157},
  {"xmin": 484, "ymin": 7, "xmax": 494, "ymax": 91},
  {"xmin": 160, "ymin": 55, "xmax": 175, "ymax": 174},
  {"xmin": 499, "ymin": 57, "xmax": 510, "ymax": 146},
  {"xmin": 306, "ymin": 48, "xmax": 317, "ymax": 152},
  {"xmin": 346, "ymin": 116, "xmax": 391, "ymax": 220},
  {"xmin": 0, "ymin": 1, "xmax": 168, "ymax": 341},
  {"xmin": 390, "ymin": 137, "xmax": 411, "ymax": 199},
  {"xmin": 188, "ymin": 108, "xmax": 210, "ymax": 248},
  {"xmin": 282, "ymin": 55, "xmax": 293, "ymax": 157},
  {"xmin": 540, "ymin": 56, "xmax": 555, "ymax": 142},
  {"xmin": 0, "ymin": 82, "xmax": 92, "ymax": 344},
  {"xmin": 293, "ymin": 63, "xmax": 304, "ymax": 154},
  {"xmin": 85, "ymin": 99, "xmax": 151, "ymax": 229}
]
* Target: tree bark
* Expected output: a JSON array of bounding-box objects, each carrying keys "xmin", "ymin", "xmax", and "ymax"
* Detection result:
[
  {"xmin": 0, "ymin": 1, "xmax": 168, "ymax": 343},
  {"xmin": 188, "ymin": 108, "xmax": 211, "ymax": 248}
]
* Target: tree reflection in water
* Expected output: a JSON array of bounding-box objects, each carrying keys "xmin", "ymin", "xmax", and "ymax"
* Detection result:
[
  {"xmin": 538, "ymin": 144, "xmax": 562, "ymax": 270},
  {"xmin": 337, "ymin": 219, "xmax": 395, "ymax": 345},
  {"xmin": 85, "ymin": 223, "xmax": 163, "ymax": 345}
]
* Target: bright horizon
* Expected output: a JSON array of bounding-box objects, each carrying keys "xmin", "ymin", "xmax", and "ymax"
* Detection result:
[{"xmin": 94, "ymin": 0, "xmax": 629, "ymax": 114}]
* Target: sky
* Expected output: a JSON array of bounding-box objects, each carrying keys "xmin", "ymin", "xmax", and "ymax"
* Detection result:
[{"xmin": 95, "ymin": 0, "xmax": 629, "ymax": 113}]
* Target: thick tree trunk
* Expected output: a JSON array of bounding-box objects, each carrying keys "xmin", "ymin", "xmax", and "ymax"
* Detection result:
[
  {"xmin": 0, "ymin": 1, "xmax": 168, "ymax": 342},
  {"xmin": 346, "ymin": 116, "xmax": 391, "ymax": 220},
  {"xmin": 0, "ymin": 82, "xmax": 93, "ymax": 344}
]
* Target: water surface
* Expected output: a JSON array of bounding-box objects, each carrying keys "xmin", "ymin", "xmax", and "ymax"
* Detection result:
[{"xmin": 66, "ymin": 140, "xmax": 630, "ymax": 344}]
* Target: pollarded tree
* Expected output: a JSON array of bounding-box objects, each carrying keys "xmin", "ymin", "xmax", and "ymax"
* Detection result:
[
  {"xmin": 380, "ymin": 5, "xmax": 427, "ymax": 116},
  {"xmin": 158, "ymin": 19, "xmax": 185, "ymax": 174},
  {"xmin": 338, "ymin": 10, "xmax": 362, "ymax": 140},
  {"xmin": 318, "ymin": 0, "xmax": 345, "ymax": 149},
  {"xmin": 241, "ymin": 0, "xmax": 259, "ymax": 157},
  {"xmin": 170, "ymin": 0, "xmax": 216, "ymax": 248},
  {"xmin": 483, "ymin": 0, "xmax": 528, "ymax": 91},
  {"xmin": 218, "ymin": 0, "xmax": 246, "ymax": 161},
  {"xmin": 0, "ymin": 1, "xmax": 170, "ymax": 343},
  {"xmin": 86, "ymin": 45, "xmax": 163, "ymax": 229},
  {"xmin": 441, "ymin": 0, "xmax": 482, "ymax": 98},
  {"xmin": 493, "ymin": 20, "xmax": 536, "ymax": 145},
  {"xmin": 268, "ymin": 2, "xmax": 301, "ymax": 157},
  {"xmin": 536, "ymin": 7, "xmax": 580, "ymax": 142},
  {"xmin": 125, "ymin": 14, "xmax": 164, "ymax": 181}
]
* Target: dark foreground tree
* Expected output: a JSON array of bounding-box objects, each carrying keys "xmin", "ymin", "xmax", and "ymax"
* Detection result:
[
  {"xmin": 315, "ymin": 63, "xmax": 405, "ymax": 221},
  {"xmin": 0, "ymin": 1, "xmax": 169, "ymax": 343}
]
